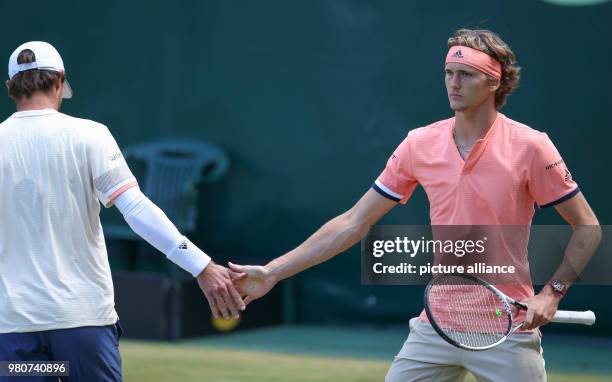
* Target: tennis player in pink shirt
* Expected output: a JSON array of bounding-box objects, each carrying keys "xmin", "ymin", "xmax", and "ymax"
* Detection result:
[{"xmin": 230, "ymin": 29, "xmax": 600, "ymax": 381}]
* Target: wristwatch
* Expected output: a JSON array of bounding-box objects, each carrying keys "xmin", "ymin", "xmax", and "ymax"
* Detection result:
[{"xmin": 548, "ymin": 279, "xmax": 568, "ymax": 297}]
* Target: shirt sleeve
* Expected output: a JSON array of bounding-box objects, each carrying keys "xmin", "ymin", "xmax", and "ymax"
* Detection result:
[
  {"xmin": 528, "ymin": 133, "xmax": 579, "ymax": 208},
  {"xmin": 372, "ymin": 133, "xmax": 418, "ymax": 204},
  {"xmin": 86, "ymin": 124, "xmax": 138, "ymax": 208}
]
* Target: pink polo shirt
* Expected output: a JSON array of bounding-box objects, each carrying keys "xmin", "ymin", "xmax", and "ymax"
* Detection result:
[{"xmin": 373, "ymin": 113, "xmax": 579, "ymax": 326}]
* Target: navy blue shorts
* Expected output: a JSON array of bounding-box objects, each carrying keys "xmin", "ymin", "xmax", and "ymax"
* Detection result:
[{"xmin": 0, "ymin": 323, "xmax": 122, "ymax": 382}]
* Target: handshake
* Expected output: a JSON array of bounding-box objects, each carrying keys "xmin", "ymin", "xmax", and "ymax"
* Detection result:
[{"xmin": 195, "ymin": 261, "xmax": 277, "ymax": 320}]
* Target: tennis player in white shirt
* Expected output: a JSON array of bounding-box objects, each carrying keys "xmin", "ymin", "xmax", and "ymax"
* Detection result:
[{"xmin": 0, "ymin": 41, "xmax": 245, "ymax": 382}]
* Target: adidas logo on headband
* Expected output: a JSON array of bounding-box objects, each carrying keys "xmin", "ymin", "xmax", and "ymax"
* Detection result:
[{"xmin": 445, "ymin": 46, "xmax": 502, "ymax": 80}]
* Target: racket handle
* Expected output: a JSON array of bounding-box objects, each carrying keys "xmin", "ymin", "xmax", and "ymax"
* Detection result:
[{"xmin": 552, "ymin": 310, "xmax": 596, "ymax": 326}]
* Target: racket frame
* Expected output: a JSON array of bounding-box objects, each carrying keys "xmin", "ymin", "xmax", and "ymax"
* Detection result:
[
  {"xmin": 424, "ymin": 273, "xmax": 596, "ymax": 351},
  {"xmin": 424, "ymin": 273, "xmax": 515, "ymax": 351}
]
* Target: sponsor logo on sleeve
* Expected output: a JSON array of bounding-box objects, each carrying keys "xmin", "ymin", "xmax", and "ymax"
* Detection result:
[
  {"xmin": 545, "ymin": 159, "xmax": 564, "ymax": 170},
  {"xmin": 109, "ymin": 153, "xmax": 123, "ymax": 162}
]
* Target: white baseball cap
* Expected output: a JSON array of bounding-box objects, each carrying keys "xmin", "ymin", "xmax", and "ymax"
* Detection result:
[{"xmin": 8, "ymin": 41, "xmax": 73, "ymax": 99}]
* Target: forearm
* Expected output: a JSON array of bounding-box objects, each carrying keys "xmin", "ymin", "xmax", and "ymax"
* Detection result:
[
  {"xmin": 266, "ymin": 212, "xmax": 371, "ymax": 282},
  {"xmin": 113, "ymin": 187, "xmax": 211, "ymax": 276},
  {"xmin": 550, "ymin": 224, "xmax": 601, "ymax": 288}
]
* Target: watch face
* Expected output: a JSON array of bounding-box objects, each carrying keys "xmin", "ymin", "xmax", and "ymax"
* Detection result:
[{"xmin": 551, "ymin": 280, "xmax": 565, "ymax": 292}]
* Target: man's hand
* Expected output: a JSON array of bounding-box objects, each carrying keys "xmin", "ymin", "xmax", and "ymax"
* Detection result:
[
  {"xmin": 521, "ymin": 286, "xmax": 562, "ymax": 330},
  {"xmin": 228, "ymin": 262, "xmax": 278, "ymax": 306},
  {"xmin": 197, "ymin": 262, "xmax": 246, "ymax": 320}
]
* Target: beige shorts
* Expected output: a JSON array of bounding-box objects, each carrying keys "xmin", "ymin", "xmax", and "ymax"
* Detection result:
[{"xmin": 385, "ymin": 317, "xmax": 546, "ymax": 382}]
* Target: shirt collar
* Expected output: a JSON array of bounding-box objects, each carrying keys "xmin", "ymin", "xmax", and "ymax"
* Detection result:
[{"xmin": 11, "ymin": 109, "xmax": 59, "ymax": 118}]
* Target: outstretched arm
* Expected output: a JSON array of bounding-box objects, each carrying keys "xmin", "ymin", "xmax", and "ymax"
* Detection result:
[
  {"xmin": 114, "ymin": 187, "xmax": 246, "ymax": 320},
  {"xmin": 85, "ymin": 125, "xmax": 245, "ymax": 319},
  {"xmin": 230, "ymin": 189, "xmax": 397, "ymax": 305}
]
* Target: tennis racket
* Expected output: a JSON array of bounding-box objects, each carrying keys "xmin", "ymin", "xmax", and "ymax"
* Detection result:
[{"xmin": 423, "ymin": 273, "xmax": 595, "ymax": 351}]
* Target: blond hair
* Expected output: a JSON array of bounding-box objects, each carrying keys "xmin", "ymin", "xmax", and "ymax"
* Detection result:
[{"xmin": 448, "ymin": 29, "xmax": 521, "ymax": 109}]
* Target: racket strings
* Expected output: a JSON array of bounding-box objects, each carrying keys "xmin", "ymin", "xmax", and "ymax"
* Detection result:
[{"xmin": 427, "ymin": 275, "xmax": 511, "ymax": 349}]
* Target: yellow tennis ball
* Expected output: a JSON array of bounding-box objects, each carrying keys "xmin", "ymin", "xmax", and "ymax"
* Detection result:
[{"xmin": 211, "ymin": 316, "xmax": 240, "ymax": 332}]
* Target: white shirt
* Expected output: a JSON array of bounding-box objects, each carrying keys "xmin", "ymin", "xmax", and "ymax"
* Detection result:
[{"xmin": 0, "ymin": 109, "xmax": 137, "ymax": 333}]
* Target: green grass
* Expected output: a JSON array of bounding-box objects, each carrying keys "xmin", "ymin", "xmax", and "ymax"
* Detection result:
[
  {"xmin": 121, "ymin": 341, "xmax": 612, "ymax": 382},
  {"xmin": 122, "ymin": 341, "xmax": 388, "ymax": 382}
]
